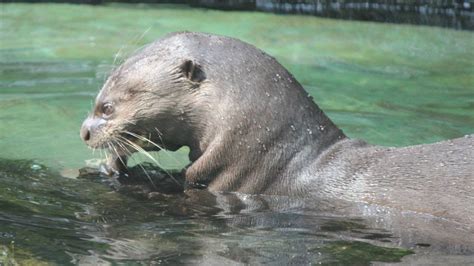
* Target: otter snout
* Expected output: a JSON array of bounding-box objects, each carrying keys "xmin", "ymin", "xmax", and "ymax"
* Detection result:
[{"xmin": 80, "ymin": 117, "xmax": 106, "ymax": 146}]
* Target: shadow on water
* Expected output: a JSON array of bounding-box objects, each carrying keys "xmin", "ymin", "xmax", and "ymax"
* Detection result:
[{"xmin": 0, "ymin": 158, "xmax": 419, "ymax": 265}]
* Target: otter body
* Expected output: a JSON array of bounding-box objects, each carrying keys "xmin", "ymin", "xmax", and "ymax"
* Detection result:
[{"xmin": 80, "ymin": 32, "xmax": 473, "ymax": 229}]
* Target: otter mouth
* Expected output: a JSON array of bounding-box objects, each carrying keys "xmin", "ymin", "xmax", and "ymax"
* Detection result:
[{"xmin": 99, "ymin": 131, "xmax": 163, "ymax": 177}]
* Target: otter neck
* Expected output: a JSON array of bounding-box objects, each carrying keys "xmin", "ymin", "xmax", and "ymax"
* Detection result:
[{"xmin": 183, "ymin": 88, "xmax": 346, "ymax": 194}]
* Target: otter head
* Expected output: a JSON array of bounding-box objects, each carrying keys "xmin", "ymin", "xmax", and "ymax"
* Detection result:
[{"xmin": 80, "ymin": 46, "xmax": 207, "ymax": 170}]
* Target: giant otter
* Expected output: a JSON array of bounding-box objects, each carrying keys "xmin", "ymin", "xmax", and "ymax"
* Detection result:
[{"xmin": 80, "ymin": 32, "xmax": 473, "ymax": 230}]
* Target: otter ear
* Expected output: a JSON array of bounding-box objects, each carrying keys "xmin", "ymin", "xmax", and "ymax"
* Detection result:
[{"xmin": 180, "ymin": 60, "xmax": 206, "ymax": 83}]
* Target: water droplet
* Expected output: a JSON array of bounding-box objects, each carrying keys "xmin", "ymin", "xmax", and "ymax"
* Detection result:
[{"xmin": 31, "ymin": 164, "xmax": 41, "ymax": 171}]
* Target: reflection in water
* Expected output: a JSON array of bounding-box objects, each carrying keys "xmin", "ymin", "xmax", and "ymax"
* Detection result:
[
  {"xmin": 0, "ymin": 159, "xmax": 411, "ymax": 264},
  {"xmin": 2, "ymin": 159, "xmax": 474, "ymax": 264}
]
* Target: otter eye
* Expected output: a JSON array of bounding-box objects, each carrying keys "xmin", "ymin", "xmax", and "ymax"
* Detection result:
[{"xmin": 102, "ymin": 102, "xmax": 114, "ymax": 117}]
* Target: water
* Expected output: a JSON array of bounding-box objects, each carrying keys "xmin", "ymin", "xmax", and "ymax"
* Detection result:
[
  {"xmin": 1, "ymin": 159, "xmax": 416, "ymax": 264},
  {"xmin": 1, "ymin": 3, "xmax": 473, "ymax": 264}
]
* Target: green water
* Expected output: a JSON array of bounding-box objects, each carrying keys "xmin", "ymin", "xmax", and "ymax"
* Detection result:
[
  {"xmin": 1, "ymin": 3, "xmax": 473, "ymax": 264},
  {"xmin": 1, "ymin": 3, "xmax": 473, "ymax": 170}
]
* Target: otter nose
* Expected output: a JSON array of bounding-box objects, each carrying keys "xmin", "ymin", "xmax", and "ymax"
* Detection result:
[
  {"xmin": 80, "ymin": 117, "xmax": 107, "ymax": 144},
  {"xmin": 81, "ymin": 126, "xmax": 90, "ymax": 142},
  {"xmin": 80, "ymin": 119, "xmax": 92, "ymax": 143}
]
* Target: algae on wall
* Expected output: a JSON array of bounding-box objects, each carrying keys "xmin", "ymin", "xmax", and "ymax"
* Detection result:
[
  {"xmin": 255, "ymin": 0, "xmax": 473, "ymax": 30},
  {"xmin": 3, "ymin": 0, "xmax": 472, "ymax": 28},
  {"xmin": 190, "ymin": 0, "xmax": 474, "ymax": 29}
]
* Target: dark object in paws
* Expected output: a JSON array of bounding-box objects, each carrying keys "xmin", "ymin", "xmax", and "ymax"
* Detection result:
[{"xmin": 78, "ymin": 162, "xmax": 184, "ymax": 196}]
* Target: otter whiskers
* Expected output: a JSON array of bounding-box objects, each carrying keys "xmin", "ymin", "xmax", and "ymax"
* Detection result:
[
  {"xmin": 116, "ymin": 134, "xmax": 181, "ymax": 187},
  {"xmin": 111, "ymin": 136, "xmax": 158, "ymax": 188},
  {"xmin": 152, "ymin": 128, "xmax": 184, "ymax": 166}
]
